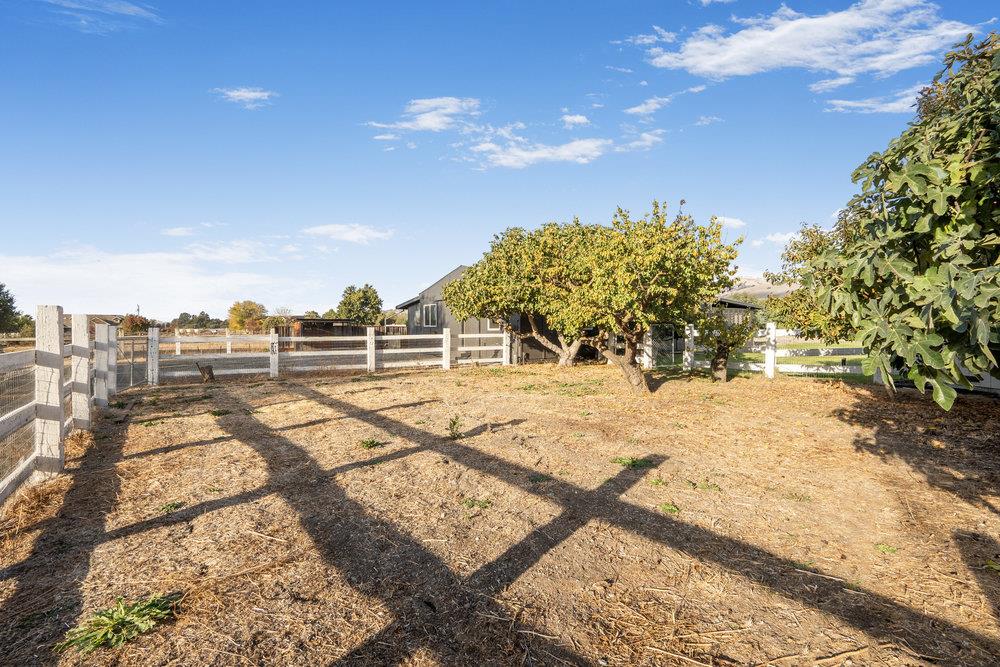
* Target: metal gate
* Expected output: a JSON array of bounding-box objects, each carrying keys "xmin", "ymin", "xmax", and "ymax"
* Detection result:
[{"xmin": 117, "ymin": 335, "xmax": 148, "ymax": 390}]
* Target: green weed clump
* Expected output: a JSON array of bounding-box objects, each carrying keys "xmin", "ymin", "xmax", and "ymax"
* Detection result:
[
  {"xmin": 461, "ymin": 498, "xmax": 492, "ymax": 510},
  {"xmin": 612, "ymin": 457, "xmax": 653, "ymax": 469},
  {"xmin": 56, "ymin": 593, "xmax": 181, "ymax": 654},
  {"xmin": 447, "ymin": 415, "xmax": 463, "ymax": 440},
  {"xmin": 659, "ymin": 502, "xmax": 680, "ymax": 514},
  {"xmin": 359, "ymin": 438, "xmax": 388, "ymax": 449}
]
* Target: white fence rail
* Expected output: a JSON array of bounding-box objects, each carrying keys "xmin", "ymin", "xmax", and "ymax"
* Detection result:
[
  {"xmin": 146, "ymin": 327, "xmax": 513, "ymax": 385},
  {"xmin": 1, "ymin": 306, "xmax": 115, "ymax": 506}
]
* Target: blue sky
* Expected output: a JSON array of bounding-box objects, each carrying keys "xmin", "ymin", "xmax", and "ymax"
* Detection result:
[{"xmin": 0, "ymin": 0, "xmax": 995, "ymax": 320}]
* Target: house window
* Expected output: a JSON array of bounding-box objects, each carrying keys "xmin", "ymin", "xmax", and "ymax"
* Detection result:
[
  {"xmin": 486, "ymin": 318, "xmax": 501, "ymax": 331},
  {"xmin": 422, "ymin": 303, "xmax": 438, "ymax": 328}
]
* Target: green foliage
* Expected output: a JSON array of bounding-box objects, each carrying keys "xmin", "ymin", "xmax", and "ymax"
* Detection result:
[
  {"xmin": 359, "ymin": 438, "xmax": 388, "ymax": 449},
  {"xmin": 696, "ymin": 307, "xmax": 760, "ymax": 370},
  {"xmin": 14, "ymin": 313, "xmax": 34, "ymax": 337},
  {"xmin": 336, "ymin": 284, "xmax": 383, "ymax": 325},
  {"xmin": 447, "ymin": 415, "xmax": 463, "ymax": 439},
  {"xmin": 228, "ymin": 300, "xmax": 267, "ymax": 333},
  {"xmin": 56, "ymin": 593, "xmax": 181, "ymax": 654},
  {"xmin": 875, "ymin": 543, "xmax": 898, "ymax": 555},
  {"xmin": 158, "ymin": 501, "xmax": 184, "ymax": 513},
  {"xmin": 0, "ymin": 283, "xmax": 17, "ymax": 333},
  {"xmin": 461, "ymin": 497, "xmax": 492, "ymax": 509},
  {"xmin": 764, "ymin": 223, "xmax": 858, "ymax": 342},
  {"xmin": 611, "ymin": 456, "xmax": 654, "ymax": 469},
  {"xmin": 659, "ymin": 502, "xmax": 680, "ymax": 514},
  {"xmin": 810, "ymin": 34, "xmax": 1000, "ymax": 409},
  {"xmin": 176, "ymin": 311, "xmax": 226, "ymax": 329},
  {"xmin": 119, "ymin": 314, "xmax": 151, "ymax": 335},
  {"xmin": 303, "ymin": 310, "xmax": 320, "ymax": 319}
]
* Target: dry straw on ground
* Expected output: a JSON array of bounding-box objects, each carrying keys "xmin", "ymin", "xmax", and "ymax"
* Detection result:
[{"xmin": 1, "ymin": 364, "xmax": 999, "ymax": 665}]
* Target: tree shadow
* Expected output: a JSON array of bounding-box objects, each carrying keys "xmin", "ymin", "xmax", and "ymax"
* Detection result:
[
  {"xmin": 955, "ymin": 530, "xmax": 1000, "ymax": 624},
  {"xmin": 0, "ymin": 416, "xmax": 129, "ymax": 664},
  {"xmin": 833, "ymin": 387, "xmax": 1000, "ymax": 516}
]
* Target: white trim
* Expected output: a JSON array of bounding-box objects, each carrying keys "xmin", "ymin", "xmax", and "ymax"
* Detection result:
[
  {"xmin": 278, "ymin": 350, "xmax": 365, "ymax": 358},
  {"xmin": 0, "ymin": 349, "xmax": 34, "ymax": 373},
  {"xmin": 458, "ymin": 333, "xmax": 503, "ymax": 339},
  {"xmin": 458, "ymin": 345, "xmax": 504, "ymax": 352},
  {"xmin": 486, "ymin": 319, "xmax": 501, "ymax": 332},
  {"xmin": 377, "ymin": 347, "xmax": 442, "ymax": 355},
  {"xmin": 422, "ymin": 303, "xmax": 438, "ymax": 328},
  {"xmin": 0, "ymin": 402, "xmax": 35, "ymax": 441},
  {"xmin": 457, "ymin": 357, "xmax": 503, "ymax": 365}
]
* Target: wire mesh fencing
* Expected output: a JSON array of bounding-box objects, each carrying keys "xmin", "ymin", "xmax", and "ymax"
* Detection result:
[
  {"xmin": 0, "ymin": 351, "xmax": 36, "ymax": 483},
  {"xmin": 117, "ymin": 335, "xmax": 148, "ymax": 390},
  {"xmin": 159, "ymin": 335, "xmax": 271, "ymax": 380}
]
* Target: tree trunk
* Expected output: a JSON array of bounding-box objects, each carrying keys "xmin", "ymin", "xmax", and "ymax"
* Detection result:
[
  {"xmin": 710, "ymin": 350, "xmax": 728, "ymax": 382},
  {"xmin": 556, "ymin": 338, "xmax": 583, "ymax": 366},
  {"xmin": 601, "ymin": 340, "xmax": 650, "ymax": 394}
]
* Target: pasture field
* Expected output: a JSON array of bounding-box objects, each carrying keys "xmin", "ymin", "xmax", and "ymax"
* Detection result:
[{"xmin": 2, "ymin": 364, "xmax": 999, "ymax": 665}]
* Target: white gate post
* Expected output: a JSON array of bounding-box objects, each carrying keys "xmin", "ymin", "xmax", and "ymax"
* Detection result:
[
  {"xmin": 441, "ymin": 328, "xmax": 451, "ymax": 370},
  {"xmin": 108, "ymin": 325, "xmax": 118, "ymax": 396},
  {"xmin": 34, "ymin": 305, "xmax": 65, "ymax": 477},
  {"xmin": 147, "ymin": 327, "xmax": 160, "ymax": 386},
  {"xmin": 641, "ymin": 329, "xmax": 654, "ymax": 370},
  {"xmin": 94, "ymin": 323, "xmax": 109, "ymax": 408},
  {"xmin": 71, "ymin": 314, "xmax": 91, "ymax": 429},
  {"xmin": 683, "ymin": 324, "xmax": 695, "ymax": 371},
  {"xmin": 174, "ymin": 333, "xmax": 181, "ymax": 356},
  {"xmin": 365, "ymin": 327, "xmax": 377, "ymax": 372},
  {"xmin": 269, "ymin": 330, "xmax": 280, "ymax": 378},
  {"xmin": 226, "ymin": 329, "xmax": 232, "ymax": 354},
  {"xmin": 764, "ymin": 322, "xmax": 777, "ymax": 380},
  {"xmin": 502, "ymin": 329, "xmax": 511, "ymax": 366}
]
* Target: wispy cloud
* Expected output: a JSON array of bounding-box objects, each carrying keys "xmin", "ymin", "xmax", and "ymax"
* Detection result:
[
  {"xmin": 614, "ymin": 25, "xmax": 676, "ymax": 46},
  {"xmin": 368, "ymin": 97, "xmax": 480, "ymax": 132},
  {"xmin": 624, "ymin": 85, "xmax": 705, "ymax": 117},
  {"xmin": 605, "ymin": 65, "xmax": 634, "ymax": 74},
  {"xmin": 302, "ymin": 224, "xmax": 394, "ymax": 244},
  {"xmin": 751, "ymin": 232, "xmax": 796, "ymax": 247},
  {"xmin": 699, "ymin": 0, "xmax": 736, "ymax": 5},
  {"xmin": 826, "ymin": 84, "xmax": 924, "ymax": 113},
  {"xmin": 372, "ymin": 133, "xmax": 399, "ymax": 141},
  {"xmin": 615, "ymin": 129, "xmax": 665, "ymax": 152},
  {"xmin": 40, "ymin": 0, "xmax": 161, "ymax": 33},
  {"xmin": 161, "ymin": 226, "xmax": 195, "ymax": 237},
  {"xmin": 695, "ymin": 115, "xmax": 723, "ymax": 126},
  {"xmin": 717, "ymin": 216, "xmax": 746, "ymax": 229},
  {"xmin": 213, "ymin": 87, "xmax": 278, "ymax": 110},
  {"xmin": 642, "ymin": 1, "xmax": 973, "ymax": 91},
  {"xmin": 561, "ymin": 114, "xmax": 591, "ymax": 129},
  {"xmin": 472, "ymin": 138, "xmax": 613, "ymax": 169}
]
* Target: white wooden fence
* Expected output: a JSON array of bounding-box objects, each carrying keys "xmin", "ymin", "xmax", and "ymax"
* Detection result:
[
  {"xmin": 146, "ymin": 328, "xmax": 513, "ymax": 385},
  {"xmin": 0, "ymin": 306, "xmax": 119, "ymax": 506}
]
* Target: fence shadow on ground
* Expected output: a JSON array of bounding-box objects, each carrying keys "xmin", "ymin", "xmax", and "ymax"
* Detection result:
[{"xmin": 832, "ymin": 387, "xmax": 1000, "ymax": 517}]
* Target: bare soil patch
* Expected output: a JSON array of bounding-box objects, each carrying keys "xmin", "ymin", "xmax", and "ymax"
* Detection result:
[{"xmin": 2, "ymin": 365, "xmax": 999, "ymax": 665}]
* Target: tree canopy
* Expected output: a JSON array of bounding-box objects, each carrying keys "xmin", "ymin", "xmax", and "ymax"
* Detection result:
[
  {"xmin": 336, "ymin": 284, "xmax": 383, "ymax": 325},
  {"xmin": 0, "ymin": 283, "xmax": 18, "ymax": 333},
  {"xmin": 809, "ymin": 34, "xmax": 1000, "ymax": 410},
  {"xmin": 228, "ymin": 301, "xmax": 267, "ymax": 333}
]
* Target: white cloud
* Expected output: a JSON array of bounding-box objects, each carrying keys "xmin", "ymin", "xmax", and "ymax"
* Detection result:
[
  {"xmin": 645, "ymin": 1, "xmax": 973, "ymax": 90},
  {"xmin": 751, "ymin": 232, "xmax": 797, "ymax": 247},
  {"xmin": 699, "ymin": 0, "xmax": 736, "ymax": 5},
  {"xmin": 624, "ymin": 85, "xmax": 705, "ymax": 116},
  {"xmin": 368, "ymin": 97, "xmax": 480, "ymax": 133},
  {"xmin": 809, "ymin": 76, "xmax": 856, "ymax": 93},
  {"xmin": 472, "ymin": 138, "xmax": 613, "ymax": 169},
  {"xmin": 186, "ymin": 240, "xmax": 270, "ymax": 263},
  {"xmin": 41, "ymin": 0, "xmax": 161, "ymax": 33},
  {"xmin": 561, "ymin": 114, "xmax": 591, "ymax": 129},
  {"xmin": 616, "ymin": 25, "xmax": 676, "ymax": 46},
  {"xmin": 161, "ymin": 226, "xmax": 195, "ymax": 237},
  {"xmin": 372, "ymin": 133, "xmax": 399, "ymax": 141},
  {"xmin": 213, "ymin": 87, "xmax": 278, "ymax": 110},
  {"xmin": 717, "ymin": 216, "xmax": 746, "ymax": 229},
  {"xmin": 615, "ymin": 130, "xmax": 665, "ymax": 152},
  {"xmin": 695, "ymin": 115, "xmax": 723, "ymax": 126},
  {"xmin": 639, "ymin": 80, "xmax": 648, "ymax": 86},
  {"xmin": 826, "ymin": 84, "xmax": 924, "ymax": 113},
  {"xmin": 302, "ymin": 224, "xmax": 394, "ymax": 244},
  {"xmin": 605, "ymin": 65, "xmax": 634, "ymax": 74}
]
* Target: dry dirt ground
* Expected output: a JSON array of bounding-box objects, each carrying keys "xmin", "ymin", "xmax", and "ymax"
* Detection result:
[{"xmin": 2, "ymin": 365, "xmax": 1000, "ymax": 666}]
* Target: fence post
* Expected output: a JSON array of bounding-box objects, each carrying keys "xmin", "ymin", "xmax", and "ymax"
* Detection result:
[
  {"xmin": 34, "ymin": 305, "xmax": 65, "ymax": 478},
  {"xmin": 174, "ymin": 333, "xmax": 181, "ymax": 356},
  {"xmin": 441, "ymin": 328, "xmax": 451, "ymax": 370},
  {"xmin": 764, "ymin": 322, "xmax": 777, "ymax": 380},
  {"xmin": 147, "ymin": 327, "xmax": 160, "ymax": 386},
  {"xmin": 269, "ymin": 330, "xmax": 280, "ymax": 378},
  {"xmin": 71, "ymin": 314, "xmax": 91, "ymax": 430},
  {"xmin": 641, "ymin": 329, "xmax": 654, "ymax": 370},
  {"xmin": 502, "ymin": 329, "xmax": 511, "ymax": 366},
  {"xmin": 108, "ymin": 325, "xmax": 118, "ymax": 396},
  {"xmin": 683, "ymin": 324, "xmax": 695, "ymax": 371},
  {"xmin": 94, "ymin": 323, "xmax": 109, "ymax": 408},
  {"xmin": 365, "ymin": 327, "xmax": 376, "ymax": 372},
  {"xmin": 226, "ymin": 329, "xmax": 232, "ymax": 354}
]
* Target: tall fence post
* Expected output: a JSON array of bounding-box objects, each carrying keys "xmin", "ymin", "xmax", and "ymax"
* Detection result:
[
  {"xmin": 441, "ymin": 328, "xmax": 451, "ymax": 370},
  {"xmin": 641, "ymin": 329, "xmax": 654, "ymax": 370},
  {"xmin": 94, "ymin": 323, "xmax": 109, "ymax": 408},
  {"xmin": 683, "ymin": 324, "xmax": 695, "ymax": 371},
  {"xmin": 71, "ymin": 314, "xmax": 91, "ymax": 430},
  {"xmin": 226, "ymin": 329, "xmax": 232, "ymax": 354},
  {"xmin": 502, "ymin": 329, "xmax": 511, "ymax": 366},
  {"xmin": 34, "ymin": 305, "xmax": 65, "ymax": 478},
  {"xmin": 175, "ymin": 333, "xmax": 181, "ymax": 356},
  {"xmin": 269, "ymin": 330, "xmax": 280, "ymax": 378},
  {"xmin": 147, "ymin": 327, "xmax": 160, "ymax": 386},
  {"xmin": 108, "ymin": 325, "xmax": 118, "ymax": 396},
  {"xmin": 366, "ymin": 327, "xmax": 376, "ymax": 373},
  {"xmin": 764, "ymin": 322, "xmax": 777, "ymax": 380}
]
